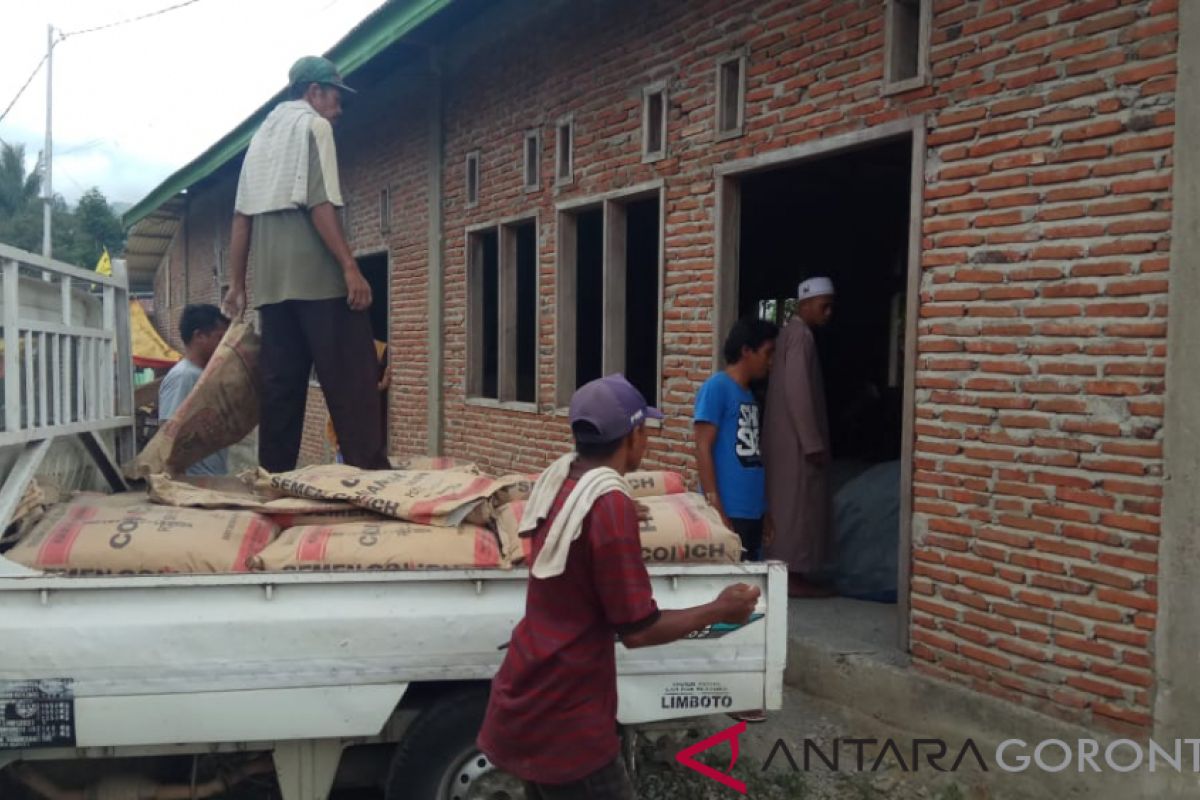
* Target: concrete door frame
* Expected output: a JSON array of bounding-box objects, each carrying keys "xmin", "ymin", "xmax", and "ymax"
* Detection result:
[
  {"xmin": 1154, "ymin": 1, "xmax": 1199, "ymax": 742},
  {"xmin": 713, "ymin": 116, "xmax": 927, "ymax": 652}
]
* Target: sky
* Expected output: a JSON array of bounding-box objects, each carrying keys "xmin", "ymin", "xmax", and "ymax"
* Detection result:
[{"xmin": 0, "ymin": 0, "xmax": 387, "ymax": 209}]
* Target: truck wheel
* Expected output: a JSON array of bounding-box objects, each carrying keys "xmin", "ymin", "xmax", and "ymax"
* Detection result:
[{"xmin": 385, "ymin": 686, "xmax": 524, "ymax": 800}]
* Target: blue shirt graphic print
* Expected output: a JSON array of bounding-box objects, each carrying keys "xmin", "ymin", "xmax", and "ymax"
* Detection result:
[{"xmin": 694, "ymin": 371, "xmax": 766, "ymax": 520}]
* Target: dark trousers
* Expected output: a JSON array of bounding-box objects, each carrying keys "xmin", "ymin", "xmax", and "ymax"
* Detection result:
[
  {"xmin": 524, "ymin": 758, "xmax": 635, "ymax": 800},
  {"xmin": 258, "ymin": 298, "xmax": 388, "ymax": 473},
  {"xmin": 730, "ymin": 517, "xmax": 764, "ymax": 562}
]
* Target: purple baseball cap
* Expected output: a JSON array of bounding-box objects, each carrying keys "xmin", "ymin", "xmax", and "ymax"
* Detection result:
[{"xmin": 569, "ymin": 374, "xmax": 664, "ymax": 444}]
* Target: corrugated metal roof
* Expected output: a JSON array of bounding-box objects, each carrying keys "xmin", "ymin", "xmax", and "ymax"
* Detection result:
[
  {"xmin": 123, "ymin": 193, "xmax": 185, "ymax": 292},
  {"xmin": 122, "ymin": 0, "xmax": 455, "ymax": 230}
]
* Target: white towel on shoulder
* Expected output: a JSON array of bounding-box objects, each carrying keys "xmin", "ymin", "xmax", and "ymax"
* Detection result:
[
  {"xmin": 235, "ymin": 100, "xmax": 344, "ymax": 215},
  {"xmin": 520, "ymin": 453, "xmax": 633, "ymax": 579}
]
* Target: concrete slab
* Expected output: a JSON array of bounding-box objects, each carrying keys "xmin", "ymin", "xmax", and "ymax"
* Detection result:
[
  {"xmin": 782, "ymin": 598, "xmax": 1195, "ymax": 798},
  {"xmin": 787, "ymin": 596, "xmax": 906, "ymax": 667}
]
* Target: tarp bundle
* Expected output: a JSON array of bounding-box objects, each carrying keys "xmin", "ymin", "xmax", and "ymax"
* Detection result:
[{"xmin": 130, "ymin": 299, "xmax": 182, "ymax": 369}]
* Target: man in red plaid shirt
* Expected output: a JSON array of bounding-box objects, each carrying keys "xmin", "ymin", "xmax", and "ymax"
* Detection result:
[{"xmin": 478, "ymin": 374, "xmax": 761, "ymax": 799}]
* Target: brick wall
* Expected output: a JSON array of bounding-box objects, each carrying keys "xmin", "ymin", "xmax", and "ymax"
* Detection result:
[
  {"xmin": 147, "ymin": 0, "xmax": 1180, "ymax": 734},
  {"xmin": 433, "ymin": 0, "xmax": 1176, "ymax": 732},
  {"xmin": 338, "ymin": 89, "xmax": 432, "ymax": 460},
  {"xmin": 911, "ymin": 0, "xmax": 1174, "ymax": 736}
]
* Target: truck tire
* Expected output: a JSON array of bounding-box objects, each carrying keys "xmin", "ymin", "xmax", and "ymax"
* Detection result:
[{"xmin": 384, "ymin": 685, "xmax": 524, "ymax": 800}]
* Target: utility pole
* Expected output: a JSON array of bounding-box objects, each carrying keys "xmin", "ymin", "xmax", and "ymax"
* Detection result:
[{"xmin": 42, "ymin": 23, "xmax": 54, "ymax": 260}]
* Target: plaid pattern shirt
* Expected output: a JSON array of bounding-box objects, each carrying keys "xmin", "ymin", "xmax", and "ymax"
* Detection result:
[{"xmin": 478, "ymin": 480, "xmax": 660, "ymax": 784}]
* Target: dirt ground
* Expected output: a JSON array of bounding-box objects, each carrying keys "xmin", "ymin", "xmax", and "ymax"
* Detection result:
[{"xmin": 633, "ymin": 686, "xmax": 1000, "ymax": 800}]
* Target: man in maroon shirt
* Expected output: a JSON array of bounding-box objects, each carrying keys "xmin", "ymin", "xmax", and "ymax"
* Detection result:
[{"xmin": 478, "ymin": 374, "xmax": 761, "ymax": 799}]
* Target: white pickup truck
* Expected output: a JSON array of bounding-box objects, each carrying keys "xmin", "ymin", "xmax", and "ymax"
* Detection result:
[{"xmin": 0, "ymin": 244, "xmax": 787, "ymax": 800}]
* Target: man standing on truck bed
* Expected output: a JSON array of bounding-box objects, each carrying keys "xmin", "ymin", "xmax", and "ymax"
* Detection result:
[
  {"xmin": 478, "ymin": 374, "xmax": 761, "ymax": 799},
  {"xmin": 223, "ymin": 55, "xmax": 388, "ymax": 473}
]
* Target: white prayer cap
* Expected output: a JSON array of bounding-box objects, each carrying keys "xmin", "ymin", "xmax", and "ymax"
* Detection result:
[{"xmin": 798, "ymin": 277, "xmax": 835, "ymax": 300}]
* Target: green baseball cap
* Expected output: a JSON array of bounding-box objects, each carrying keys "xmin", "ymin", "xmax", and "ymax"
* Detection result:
[{"xmin": 288, "ymin": 55, "xmax": 356, "ymax": 94}]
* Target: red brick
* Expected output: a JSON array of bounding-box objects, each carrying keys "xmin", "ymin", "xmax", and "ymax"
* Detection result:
[
  {"xmin": 1093, "ymin": 702, "xmax": 1152, "ymax": 729},
  {"xmin": 1070, "ymin": 261, "xmax": 1132, "ymax": 277},
  {"xmin": 1113, "ymin": 132, "xmax": 1173, "ymax": 154},
  {"xmin": 1048, "ymin": 78, "xmax": 1106, "ymax": 102},
  {"xmin": 1115, "ymin": 60, "xmax": 1177, "ymax": 86},
  {"xmin": 1098, "ymin": 513, "xmax": 1161, "ymax": 536},
  {"xmin": 1090, "ymin": 662, "xmax": 1153, "ymax": 688},
  {"xmin": 1061, "ymin": 599, "xmax": 1126, "ymax": 623},
  {"xmin": 1065, "ymin": 675, "xmax": 1127, "ymax": 700},
  {"xmin": 1061, "ymin": 120, "xmax": 1124, "ymax": 142},
  {"xmin": 1096, "ymin": 553, "xmax": 1158, "ymax": 575},
  {"xmin": 1055, "ymin": 633, "xmax": 1117, "ymax": 659},
  {"xmin": 1062, "ymin": 524, "xmax": 1126, "ymax": 547},
  {"xmin": 1094, "ymin": 624, "xmax": 1149, "ymax": 647},
  {"xmin": 1031, "ymin": 574, "xmax": 1093, "ymax": 594}
]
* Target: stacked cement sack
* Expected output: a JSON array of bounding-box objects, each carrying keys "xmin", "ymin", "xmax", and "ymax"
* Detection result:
[
  {"xmin": 5, "ymin": 463, "xmax": 743, "ymax": 576},
  {"xmin": 5, "ymin": 493, "xmax": 276, "ymax": 576},
  {"xmin": 251, "ymin": 522, "xmax": 503, "ymax": 572},
  {"xmin": 493, "ymin": 470, "xmax": 743, "ymax": 566}
]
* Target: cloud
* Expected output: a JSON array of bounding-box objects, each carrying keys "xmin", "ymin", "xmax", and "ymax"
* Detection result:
[{"xmin": 0, "ymin": 0, "xmax": 385, "ymax": 205}]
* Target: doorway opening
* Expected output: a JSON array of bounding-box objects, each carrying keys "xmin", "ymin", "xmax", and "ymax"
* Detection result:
[
  {"xmin": 721, "ymin": 128, "xmax": 921, "ymax": 653},
  {"xmin": 359, "ymin": 252, "xmax": 391, "ymax": 440}
]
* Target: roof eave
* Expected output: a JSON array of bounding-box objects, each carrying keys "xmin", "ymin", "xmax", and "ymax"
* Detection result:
[{"xmin": 123, "ymin": 0, "xmax": 455, "ymax": 229}]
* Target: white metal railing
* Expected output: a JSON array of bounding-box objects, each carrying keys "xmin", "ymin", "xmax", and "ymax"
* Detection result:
[
  {"xmin": 1, "ymin": 242, "xmax": 134, "ymax": 448},
  {"xmin": 0, "ymin": 242, "xmax": 134, "ymax": 538}
]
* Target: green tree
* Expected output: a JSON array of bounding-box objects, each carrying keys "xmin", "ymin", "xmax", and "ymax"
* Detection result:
[
  {"xmin": 71, "ymin": 187, "xmax": 125, "ymax": 268},
  {"xmin": 0, "ymin": 142, "xmax": 44, "ymax": 252},
  {"xmin": 0, "ymin": 142, "xmax": 126, "ymax": 268},
  {"xmin": 0, "ymin": 142, "xmax": 41, "ymax": 217}
]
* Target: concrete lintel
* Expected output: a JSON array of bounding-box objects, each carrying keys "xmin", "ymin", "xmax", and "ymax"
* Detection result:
[{"xmin": 714, "ymin": 116, "xmax": 923, "ymax": 179}]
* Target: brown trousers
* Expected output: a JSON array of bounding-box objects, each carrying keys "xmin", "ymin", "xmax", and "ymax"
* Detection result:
[{"xmin": 258, "ymin": 298, "xmax": 388, "ymax": 473}]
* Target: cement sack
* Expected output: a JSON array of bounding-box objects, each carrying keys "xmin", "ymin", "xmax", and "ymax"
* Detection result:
[
  {"xmin": 501, "ymin": 470, "xmax": 684, "ymax": 505},
  {"xmin": 131, "ymin": 322, "xmax": 260, "ymax": 478},
  {"xmin": 623, "ymin": 470, "xmax": 689, "ymax": 498},
  {"xmin": 262, "ymin": 464, "xmax": 522, "ymax": 527},
  {"xmin": 251, "ymin": 520, "xmax": 504, "ymax": 572},
  {"xmin": 7, "ymin": 495, "xmax": 277, "ymax": 576},
  {"xmin": 146, "ymin": 474, "xmax": 384, "ymax": 529},
  {"xmin": 495, "ymin": 492, "xmax": 741, "ymax": 566},
  {"xmin": 388, "ymin": 456, "xmax": 484, "ymax": 475},
  {"xmin": 496, "ymin": 474, "xmax": 540, "ymax": 504}
]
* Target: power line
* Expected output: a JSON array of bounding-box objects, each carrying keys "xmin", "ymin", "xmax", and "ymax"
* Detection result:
[
  {"xmin": 0, "ymin": 52, "xmax": 51, "ymax": 127},
  {"xmin": 0, "ymin": 0, "xmax": 206, "ymax": 129},
  {"xmin": 58, "ymin": 0, "xmax": 205, "ymax": 39}
]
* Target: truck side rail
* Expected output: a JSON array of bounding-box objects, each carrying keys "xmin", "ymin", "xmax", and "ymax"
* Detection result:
[{"xmin": 0, "ymin": 242, "xmax": 135, "ymax": 538}]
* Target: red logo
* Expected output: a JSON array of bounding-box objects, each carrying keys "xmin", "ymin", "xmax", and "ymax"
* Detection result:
[{"xmin": 675, "ymin": 720, "xmax": 747, "ymax": 794}]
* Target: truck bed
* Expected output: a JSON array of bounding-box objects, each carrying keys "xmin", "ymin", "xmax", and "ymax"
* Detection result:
[{"xmin": 0, "ymin": 562, "xmax": 786, "ymax": 750}]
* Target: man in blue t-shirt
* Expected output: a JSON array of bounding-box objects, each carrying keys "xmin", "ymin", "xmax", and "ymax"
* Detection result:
[{"xmin": 694, "ymin": 317, "xmax": 779, "ymax": 563}]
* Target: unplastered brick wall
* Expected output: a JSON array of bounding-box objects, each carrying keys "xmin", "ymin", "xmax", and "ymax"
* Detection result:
[
  {"xmin": 436, "ymin": 0, "xmax": 947, "ymax": 474},
  {"xmin": 339, "ymin": 90, "xmax": 432, "ymax": 459},
  {"xmin": 428, "ymin": 0, "xmax": 1177, "ymax": 733},
  {"xmin": 299, "ymin": 384, "xmax": 333, "ymax": 467},
  {"xmin": 909, "ymin": 0, "xmax": 1175, "ymax": 735},
  {"xmin": 150, "ymin": 170, "xmax": 240, "ymax": 350}
]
